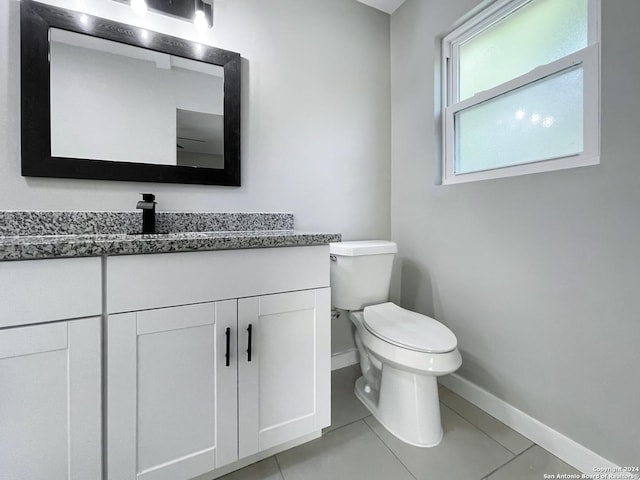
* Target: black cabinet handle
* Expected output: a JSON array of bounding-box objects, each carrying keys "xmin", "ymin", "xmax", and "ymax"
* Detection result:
[
  {"xmin": 225, "ymin": 327, "xmax": 230, "ymax": 367},
  {"xmin": 246, "ymin": 324, "xmax": 252, "ymax": 362}
]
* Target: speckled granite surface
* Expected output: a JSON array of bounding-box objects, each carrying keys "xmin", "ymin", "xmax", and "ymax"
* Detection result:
[
  {"xmin": 0, "ymin": 211, "xmax": 295, "ymax": 236},
  {"xmin": 0, "ymin": 211, "xmax": 340, "ymax": 261}
]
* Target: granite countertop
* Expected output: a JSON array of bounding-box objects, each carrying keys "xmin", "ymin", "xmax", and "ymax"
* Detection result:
[
  {"xmin": 0, "ymin": 230, "xmax": 341, "ymax": 261},
  {"xmin": 0, "ymin": 211, "xmax": 341, "ymax": 261}
]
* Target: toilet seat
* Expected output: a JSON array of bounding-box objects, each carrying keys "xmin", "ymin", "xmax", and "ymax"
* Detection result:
[{"xmin": 363, "ymin": 303, "xmax": 457, "ymax": 353}]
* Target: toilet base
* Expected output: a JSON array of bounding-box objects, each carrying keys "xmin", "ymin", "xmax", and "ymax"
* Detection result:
[{"xmin": 354, "ymin": 366, "xmax": 443, "ymax": 448}]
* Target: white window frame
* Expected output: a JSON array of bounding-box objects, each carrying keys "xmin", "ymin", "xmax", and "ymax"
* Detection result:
[{"xmin": 441, "ymin": 0, "xmax": 601, "ymax": 185}]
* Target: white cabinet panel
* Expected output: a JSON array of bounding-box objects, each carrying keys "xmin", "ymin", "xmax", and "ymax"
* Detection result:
[
  {"xmin": 0, "ymin": 321, "xmax": 67, "ymax": 358},
  {"xmin": 0, "ymin": 318, "xmax": 102, "ymax": 480},
  {"xmin": 107, "ymin": 246, "xmax": 329, "ymax": 314},
  {"xmin": 108, "ymin": 301, "xmax": 237, "ymax": 480},
  {"xmin": 106, "ymin": 248, "xmax": 332, "ymax": 479},
  {"xmin": 0, "ymin": 256, "xmax": 101, "ymax": 328},
  {"xmin": 238, "ymin": 288, "xmax": 331, "ymax": 458},
  {"xmin": 137, "ymin": 323, "xmax": 216, "ymax": 474}
]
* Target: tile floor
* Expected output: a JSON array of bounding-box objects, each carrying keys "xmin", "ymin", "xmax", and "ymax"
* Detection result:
[{"xmin": 220, "ymin": 365, "xmax": 581, "ymax": 480}]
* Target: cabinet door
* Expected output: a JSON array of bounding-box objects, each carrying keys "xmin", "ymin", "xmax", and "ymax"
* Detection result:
[
  {"xmin": 0, "ymin": 318, "xmax": 102, "ymax": 480},
  {"xmin": 108, "ymin": 301, "xmax": 237, "ymax": 480},
  {"xmin": 238, "ymin": 288, "xmax": 330, "ymax": 458}
]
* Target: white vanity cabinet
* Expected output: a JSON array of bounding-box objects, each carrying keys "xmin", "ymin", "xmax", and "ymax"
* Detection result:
[
  {"xmin": 0, "ymin": 257, "xmax": 102, "ymax": 480},
  {"xmin": 107, "ymin": 301, "xmax": 238, "ymax": 480},
  {"xmin": 106, "ymin": 246, "xmax": 331, "ymax": 480},
  {"xmin": 238, "ymin": 288, "xmax": 330, "ymax": 458}
]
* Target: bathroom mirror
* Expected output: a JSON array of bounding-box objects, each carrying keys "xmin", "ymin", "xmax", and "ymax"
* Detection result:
[{"xmin": 21, "ymin": 0, "xmax": 241, "ymax": 186}]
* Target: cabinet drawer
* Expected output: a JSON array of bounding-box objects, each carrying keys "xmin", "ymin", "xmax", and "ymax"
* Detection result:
[
  {"xmin": 0, "ymin": 257, "xmax": 102, "ymax": 328},
  {"xmin": 107, "ymin": 246, "xmax": 329, "ymax": 314}
]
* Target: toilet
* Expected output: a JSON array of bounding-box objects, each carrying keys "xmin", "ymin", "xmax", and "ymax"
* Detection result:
[{"xmin": 329, "ymin": 240, "xmax": 462, "ymax": 447}]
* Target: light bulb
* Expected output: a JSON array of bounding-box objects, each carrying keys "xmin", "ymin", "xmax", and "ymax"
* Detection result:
[
  {"xmin": 131, "ymin": 0, "xmax": 147, "ymax": 17},
  {"xmin": 194, "ymin": 10, "xmax": 208, "ymax": 33}
]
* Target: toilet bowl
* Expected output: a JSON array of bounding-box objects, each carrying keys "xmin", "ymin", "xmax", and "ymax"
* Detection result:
[
  {"xmin": 350, "ymin": 303, "xmax": 461, "ymax": 447},
  {"xmin": 329, "ymin": 240, "xmax": 462, "ymax": 447}
]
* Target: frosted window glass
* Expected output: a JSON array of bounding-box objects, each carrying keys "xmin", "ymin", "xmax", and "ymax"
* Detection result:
[
  {"xmin": 455, "ymin": 67, "xmax": 583, "ymax": 174},
  {"xmin": 459, "ymin": 0, "xmax": 588, "ymax": 100}
]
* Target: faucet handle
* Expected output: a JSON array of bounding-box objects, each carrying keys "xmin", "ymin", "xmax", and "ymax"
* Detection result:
[{"xmin": 140, "ymin": 193, "xmax": 156, "ymax": 203}]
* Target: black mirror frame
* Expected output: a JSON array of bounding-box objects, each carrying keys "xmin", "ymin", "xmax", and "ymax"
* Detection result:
[{"xmin": 21, "ymin": 0, "xmax": 241, "ymax": 186}]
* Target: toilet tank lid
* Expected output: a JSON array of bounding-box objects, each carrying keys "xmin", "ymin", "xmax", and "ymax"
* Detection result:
[{"xmin": 329, "ymin": 240, "xmax": 397, "ymax": 256}]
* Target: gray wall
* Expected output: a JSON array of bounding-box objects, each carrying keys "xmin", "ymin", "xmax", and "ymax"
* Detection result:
[
  {"xmin": 0, "ymin": 0, "xmax": 390, "ymax": 240},
  {"xmin": 391, "ymin": 0, "xmax": 640, "ymax": 465},
  {"xmin": 0, "ymin": 0, "xmax": 390, "ymax": 359}
]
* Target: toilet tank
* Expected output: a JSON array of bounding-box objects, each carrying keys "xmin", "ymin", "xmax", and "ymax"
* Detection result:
[{"xmin": 329, "ymin": 240, "xmax": 398, "ymax": 310}]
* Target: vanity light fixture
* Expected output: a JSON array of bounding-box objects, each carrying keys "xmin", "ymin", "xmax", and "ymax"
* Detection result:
[
  {"xmin": 118, "ymin": 0, "xmax": 213, "ymax": 32},
  {"xmin": 193, "ymin": 0, "xmax": 209, "ymax": 33},
  {"xmin": 130, "ymin": 0, "xmax": 147, "ymax": 17}
]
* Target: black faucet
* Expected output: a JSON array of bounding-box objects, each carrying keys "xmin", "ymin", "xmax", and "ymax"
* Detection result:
[{"xmin": 136, "ymin": 193, "xmax": 157, "ymax": 234}]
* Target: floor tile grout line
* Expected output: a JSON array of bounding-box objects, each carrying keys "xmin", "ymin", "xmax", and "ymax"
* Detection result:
[
  {"xmin": 439, "ymin": 394, "xmax": 533, "ymax": 455},
  {"xmin": 440, "ymin": 403, "xmax": 523, "ymax": 457},
  {"xmin": 273, "ymin": 452, "xmax": 286, "ymax": 480},
  {"xmin": 323, "ymin": 413, "xmax": 372, "ymax": 434},
  {"xmin": 362, "ymin": 418, "xmax": 419, "ymax": 480},
  {"xmin": 332, "ymin": 406, "xmax": 532, "ymax": 480},
  {"xmin": 478, "ymin": 443, "xmax": 537, "ymax": 480}
]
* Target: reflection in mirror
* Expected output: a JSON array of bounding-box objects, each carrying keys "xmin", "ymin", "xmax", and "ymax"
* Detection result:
[
  {"xmin": 50, "ymin": 28, "xmax": 225, "ymax": 168},
  {"xmin": 176, "ymin": 109, "xmax": 224, "ymax": 168}
]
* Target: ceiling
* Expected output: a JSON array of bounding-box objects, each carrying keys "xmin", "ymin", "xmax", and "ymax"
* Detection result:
[{"xmin": 356, "ymin": 0, "xmax": 406, "ymax": 14}]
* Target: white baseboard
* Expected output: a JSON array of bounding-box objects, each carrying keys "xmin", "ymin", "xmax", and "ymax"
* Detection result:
[
  {"xmin": 439, "ymin": 374, "xmax": 637, "ymax": 478},
  {"xmin": 331, "ymin": 349, "xmax": 359, "ymax": 370}
]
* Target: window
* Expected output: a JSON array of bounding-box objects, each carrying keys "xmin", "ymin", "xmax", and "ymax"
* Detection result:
[{"xmin": 441, "ymin": 0, "xmax": 600, "ymax": 184}]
